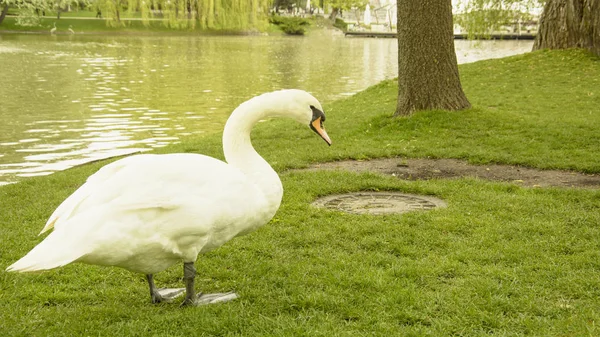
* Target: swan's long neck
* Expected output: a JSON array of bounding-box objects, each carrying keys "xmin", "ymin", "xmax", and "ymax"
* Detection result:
[{"xmin": 222, "ymin": 98, "xmax": 284, "ymax": 207}]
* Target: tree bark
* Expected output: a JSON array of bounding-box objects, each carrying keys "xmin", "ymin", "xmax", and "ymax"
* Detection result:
[
  {"xmin": 533, "ymin": 0, "xmax": 600, "ymax": 56},
  {"xmin": 329, "ymin": 7, "xmax": 339, "ymax": 21},
  {"xmin": 0, "ymin": 3, "xmax": 9, "ymax": 25},
  {"xmin": 395, "ymin": 0, "xmax": 470, "ymax": 116}
]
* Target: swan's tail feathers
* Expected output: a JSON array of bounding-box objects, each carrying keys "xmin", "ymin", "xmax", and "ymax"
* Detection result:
[
  {"xmin": 39, "ymin": 217, "xmax": 58, "ymax": 236},
  {"xmin": 6, "ymin": 231, "xmax": 84, "ymax": 273}
]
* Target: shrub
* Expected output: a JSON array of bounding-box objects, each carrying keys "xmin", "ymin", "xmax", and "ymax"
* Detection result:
[
  {"xmin": 333, "ymin": 18, "xmax": 347, "ymax": 31},
  {"xmin": 269, "ymin": 15, "xmax": 310, "ymax": 35}
]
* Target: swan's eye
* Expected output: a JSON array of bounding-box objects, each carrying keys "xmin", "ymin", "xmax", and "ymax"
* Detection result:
[{"xmin": 310, "ymin": 106, "xmax": 325, "ymax": 124}]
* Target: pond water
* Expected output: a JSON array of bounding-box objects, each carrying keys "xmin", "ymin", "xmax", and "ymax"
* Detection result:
[{"xmin": 0, "ymin": 31, "xmax": 533, "ymax": 185}]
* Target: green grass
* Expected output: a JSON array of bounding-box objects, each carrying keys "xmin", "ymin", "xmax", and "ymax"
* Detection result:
[
  {"xmin": 7, "ymin": 9, "xmax": 135, "ymax": 19},
  {"xmin": 1, "ymin": 49, "xmax": 599, "ymax": 336},
  {"xmin": 59, "ymin": 10, "xmax": 143, "ymax": 19},
  {"xmin": 0, "ymin": 15, "xmax": 276, "ymax": 34},
  {"xmin": 58, "ymin": 10, "xmax": 105, "ymax": 18},
  {"xmin": 1, "ymin": 16, "xmax": 176, "ymax": 33},
  {"xmin": 249, "ymin": 48, "xmax": 599, "ymax": 173}
]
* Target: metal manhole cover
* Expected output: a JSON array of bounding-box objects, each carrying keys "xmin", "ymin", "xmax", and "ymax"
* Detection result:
[{"xmin": 312, "ymin": 192, "xmax": 447, "ymax": 215}]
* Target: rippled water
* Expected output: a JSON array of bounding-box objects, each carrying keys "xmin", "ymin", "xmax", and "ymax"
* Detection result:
[{"xmin": 0, "ymin": 32, "xmax": 533, "ymax": 185}]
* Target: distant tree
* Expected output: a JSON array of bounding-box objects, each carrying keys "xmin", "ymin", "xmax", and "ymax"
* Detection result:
[
  {"xmin": 97, "ymin": 0, "xmax": 270, "ymax": 29},
  {"xmin": 0, "ymin": 0, "xmax": 89, "ymax": 25},
  {"xmin": 324, "ymin": 0, "xmax": 367, "ymax": 21},
  {"xmin": 273, "ymin": 0, "xmax": 304, "ymax": 13},
  {"xmin": 454, "ymin": 0, "xmax": 540, "ymax": 38},
  {"xmin": 533, "ymin": 0, "xmax": 600, "ymax": 56},
  {"xmin": 0, "ymin": 0, "xmax": 49, "ymax": 26},
  {"xmin": 395, "ymin": 0, "xmax": 471, "ymax": 116},
  {"xmin": 52, "ymin": 0, "xmax": 84, "ymax": 19},
  {"xmin": 0, "ymin": 1, "xmax": 10, "ymax": 24},
  {"xmin": 456, "ymin": 0, "xmax": 599, "ymax": 56},
  {"xmin": 101, "ymin": 0, "xmax": 124, "ymax": 25},
  {"xmin": 1, "ymin": 0, "xmax": 272, "ymax": 30}
]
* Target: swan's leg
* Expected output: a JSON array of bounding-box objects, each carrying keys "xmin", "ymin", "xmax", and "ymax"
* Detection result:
[
  {"xmin": 146, "ymin": 274, "xmax": 185, "ymax": 304},
  {"xmin": 181, "ymin": 262, "xmax": 198, "ymax": 306},
  {"xmin": 179, "ymin": 262, "xmax": 239, "ymax": 307}
]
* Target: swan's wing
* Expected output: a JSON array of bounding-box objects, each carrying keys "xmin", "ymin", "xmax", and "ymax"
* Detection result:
[
  {"xmin": 15, "ymin": 153, "xmax": 270, "ymax": 273},
  {"xmin": 40, "ymin": 154, "xmax": 161, "ymax": 234},
  {"xmin": 84, "ymin": 154, "xmax": 261, "ymax": 230},
  {"xmin": 43, "ymin": 153, "xmax": 255, "ymax": 234}
]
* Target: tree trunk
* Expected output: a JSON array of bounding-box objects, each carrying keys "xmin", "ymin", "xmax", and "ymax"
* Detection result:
[
  {"xmin": 395, "ymin": 0, "xmax": 470, "ymax": 116},
  {"xmin": 329, "ymin": 7, "xmax": 339, "ymax": 21},
  {"xmin": 0, "ymin": 3, "xmax": 9, "ymax": 25},
  {"xmin": 533, "ymin": 0, "xmax": 600, "ymax": 57}
]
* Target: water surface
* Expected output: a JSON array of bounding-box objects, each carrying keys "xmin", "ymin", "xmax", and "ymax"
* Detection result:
[{"xmin": 0, "ymin": 32, "xmax": 533, "ymax": 184}]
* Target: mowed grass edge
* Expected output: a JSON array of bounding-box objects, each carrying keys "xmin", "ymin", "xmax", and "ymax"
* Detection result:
[{"xmin": 0, "ymin": 49, "xmax": 599, "ymax": 336}]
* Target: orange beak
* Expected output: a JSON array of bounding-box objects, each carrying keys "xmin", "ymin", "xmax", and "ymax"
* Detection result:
[{"xmin": 311, "ymin": 117, "xmax": 331, "ymax": 146}]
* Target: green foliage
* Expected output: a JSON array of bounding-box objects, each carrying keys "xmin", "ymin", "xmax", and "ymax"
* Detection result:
[
  {"xmin": 323, "ymin": 0, "xmax": 367, "ymax": 11},
  {"xmin": 193, "ymin": 0, "xmax": 270, "ymax": 31},
  {"xmin": 268, "ymin": 13, "xmax": 286, "ymax": 25},
  {"xmin": 269, "ymin": 14, "xmax": 310, "ymax": 35},
  {"xmin": 1, "ymin": 50, "xmax": 600, "ymax": 336},
  {"xmin": 1, "ymin": 0, "xmax": 272, "ymax": 30},
  {"xmin": 0, "ymin": 0, "xmax": 90, "ymax": 26},
  {"xmin": 332, "ymin": 17, "xmax": 346, "ymax": 30},
  {"xmin": 454, "ymin": 0, "xmax": 544, "ymax": 37},
  {"xmin": 280, "ymin": 21, "xmax": 306, "ymax": 35},
  {"xmin": 0, "ymin": 0, "xmax": 47, "ymax": 26},
  {"xmin": 101, "ymin": 0, "xmax": 124, "ymax": 26}
]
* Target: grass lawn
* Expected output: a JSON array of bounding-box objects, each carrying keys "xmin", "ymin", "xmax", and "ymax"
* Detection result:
[{"xmin": 1, "ymin": 49, "xmax": 599, "ymax": 336}]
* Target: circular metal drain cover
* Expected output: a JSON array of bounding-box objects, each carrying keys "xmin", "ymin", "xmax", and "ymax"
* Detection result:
[{"xmin": 312, "ymin": 192, "xmax": 447, "ymax": 215}]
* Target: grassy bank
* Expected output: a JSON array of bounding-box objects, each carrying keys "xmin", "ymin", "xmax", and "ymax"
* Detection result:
[
  {"xmin": 0, "ymin": 17, "xmax": 283, "ymax": 35},
  {"xmin": 1, "ymin": 49, "xmax": 599, "ymax": 336},
  {"xmin": 1, "ymin": 16, "xmax": 150, "ymax": 33},
  {"xmin": 0, "ymin": 12, "xmax": 303, "ymax": 35}
]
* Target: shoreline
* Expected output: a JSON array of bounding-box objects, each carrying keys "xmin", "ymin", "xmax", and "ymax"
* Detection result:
[
  {"xmin": 344, "ymin": 31, "xmax": 536, "ymax": 40},
  {"xmin": 0, "ymin": 16, "xmax": 279, "ymax": 36},
  {"xmin": 0, "ymin": 29, "xmax": 271, "ymax": 36}
]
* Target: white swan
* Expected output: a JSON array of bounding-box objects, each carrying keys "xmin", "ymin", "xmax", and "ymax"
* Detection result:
[
  {"xmin": 6, "ymin": 89, "xmax": 331, "ymax": 306},
  {"xmin": 50, "ymin": 22, "xmax": 57, "ymax": 35},
  {"xmin": 68, "ymin": 25, "xmax": 75, "ymax": 34}
]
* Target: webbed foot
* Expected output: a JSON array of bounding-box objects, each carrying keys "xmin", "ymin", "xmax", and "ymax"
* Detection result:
[
  {"xmin": 180, "ymin": 291, "xmax": 239, "ymax": 307},
  {"xmin": 152, "ymin": 288, "xmax": 186, "ymax": 303},
  {"xmin": 147, "ymin": 274, "xmax": 185, "ymax": 304}
]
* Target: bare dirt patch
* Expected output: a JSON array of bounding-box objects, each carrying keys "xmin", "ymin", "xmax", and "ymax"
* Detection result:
[{"xmin": 301, "ymin": 158, "xmax": 600, "ymax": 189}]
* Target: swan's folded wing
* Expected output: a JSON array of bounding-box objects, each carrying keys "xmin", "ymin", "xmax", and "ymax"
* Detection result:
[
  {"xmin": 41, "ymin": 153, "xmax": 252, "ymax": 236},
  {"xmin": 39, "ymin": 156, "xmax": 143, "ymax": 234}
]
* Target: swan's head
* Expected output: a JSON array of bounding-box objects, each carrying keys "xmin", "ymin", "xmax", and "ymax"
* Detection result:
[{"xmin": 269, "ymin": 89, "xmax": 331, "ymax": 146}]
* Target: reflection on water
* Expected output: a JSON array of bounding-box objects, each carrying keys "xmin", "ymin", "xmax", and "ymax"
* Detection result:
[{"xmin": 0, "ymin": 32, "xmax": 533, "ymax": 185}]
